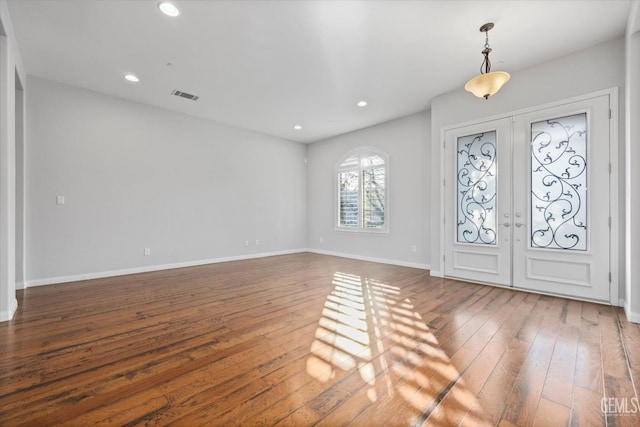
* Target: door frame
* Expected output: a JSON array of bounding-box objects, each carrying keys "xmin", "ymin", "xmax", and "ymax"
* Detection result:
[{"xmin": 438, "ymin": 88, "xmax": 620, "ymax": 306}]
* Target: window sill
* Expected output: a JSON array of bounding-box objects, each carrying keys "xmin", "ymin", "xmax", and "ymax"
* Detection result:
[{"xmin": 334, "ymin": 227, "xmax": 390, "ymax": 236}]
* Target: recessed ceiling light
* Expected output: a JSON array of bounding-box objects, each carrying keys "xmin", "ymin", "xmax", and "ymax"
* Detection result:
[
  {"xmin": 357, "ymin": 100, "xmax": 368, "ymax": 107},
  {"xmin": 124, "ymin": 74, "xmax": 140, "ymax": 82},
  {"xmin": 158, "ymin": 1, "xmax": 180, "ymax": 17},
  {"xmin": 293, "ymin": 125, "xmax": 302, "ymax": 130}
]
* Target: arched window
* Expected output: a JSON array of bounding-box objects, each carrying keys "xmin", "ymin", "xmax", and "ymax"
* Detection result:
[{"xmin": 336, "ymin": 148, "xmax": 388, "ymax": 232}]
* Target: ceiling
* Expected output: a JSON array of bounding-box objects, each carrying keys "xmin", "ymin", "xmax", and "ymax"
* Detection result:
[{"xmin": 6, "ymin": 0, "xmax": 632, "ymax": 143}]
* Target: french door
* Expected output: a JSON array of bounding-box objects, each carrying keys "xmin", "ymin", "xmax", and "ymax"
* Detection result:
[{"xmin": 443, "ymin": 95, "xmax": 611, "ymax": 302}]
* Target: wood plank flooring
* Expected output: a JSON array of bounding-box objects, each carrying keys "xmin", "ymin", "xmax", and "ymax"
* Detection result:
[{"xmin": 1, "ymin": 252, "xmax": 639, "ymax": 426}]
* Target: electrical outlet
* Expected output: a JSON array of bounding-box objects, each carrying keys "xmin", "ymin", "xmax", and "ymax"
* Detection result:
[
  {"xmin": 320, "ymin": 236, "xmax": 324, "ymax": 244},
  {"xmin": 144, "ymin": 248, "xmax": 151, "ymax": 256},
  {"xmin": 411, "ymin": 245, "xmax": 417, "ymax": 253},
  {"xmin": 244, "ymin": 240, "xmax": 249, "ymax": 247},
  {"xmin": 255, "ymin": 239, "xmax": 260, "ymax": 246},
  {"xmin": 56, "ymin": 195, "xmax": 65, "ymax": 205}
]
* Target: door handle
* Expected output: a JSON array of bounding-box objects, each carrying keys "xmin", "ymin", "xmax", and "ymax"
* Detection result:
[
  {"xmin": 515, "ymin": 223, "xmax": 524, "ymax": 228},
  {"xmin": 502, "ymin": 222, "xmax": 510, "ymax": 228}
]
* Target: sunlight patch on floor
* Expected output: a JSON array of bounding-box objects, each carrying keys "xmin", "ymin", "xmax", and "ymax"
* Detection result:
[{"xmin": 304, "ymin": 271, "xmax": 489, "ymax": 425}]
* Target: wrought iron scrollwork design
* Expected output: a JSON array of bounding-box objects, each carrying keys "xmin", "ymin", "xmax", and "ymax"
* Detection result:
[
  {"xmin": 530, "ymin": 113, "xmax": 587, "ymax": 250},
  {"xmin": 457, "ymin": 132, "xmax": 497, "ymax": 245}
]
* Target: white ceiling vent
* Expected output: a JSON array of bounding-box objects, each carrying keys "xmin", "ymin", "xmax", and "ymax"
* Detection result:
[{"xmin": 171, "ymin": 89, "xmax": 199, "ymax": 101}]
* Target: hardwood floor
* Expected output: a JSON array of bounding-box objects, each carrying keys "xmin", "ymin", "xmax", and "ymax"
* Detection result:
[{"xmin": 1, "ymin": 252, "xmax": 638, "ymax": 426}]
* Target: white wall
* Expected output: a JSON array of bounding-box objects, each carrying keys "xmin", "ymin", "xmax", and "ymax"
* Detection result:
[
  {"xmin": 306, "ymin": 111, "xmax": 430, "ymax": 269},
  {"xmin": 625, "ymin": 1, "xmax": 640, "ymax": 321},
  {"xmin": 0, "ymin": 0, "xmax": 25, "ymax": 321},
  {"xmin": 25, "ymin": 76, "xmax": 307, "ymax": 285},
  {"xmin": 430, "ymin": 37, "xmax": 626, "ymax": 300}
]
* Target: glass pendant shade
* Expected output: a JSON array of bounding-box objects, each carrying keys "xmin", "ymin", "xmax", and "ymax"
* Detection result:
[{"xmin": 465, "ymin": 71, "xmax": 510, "ymax": 99}]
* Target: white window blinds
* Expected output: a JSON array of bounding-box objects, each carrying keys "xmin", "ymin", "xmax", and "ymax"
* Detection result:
[{"xmin": 336, "ymin": 150, "xmax": 388, "ymax": 232}]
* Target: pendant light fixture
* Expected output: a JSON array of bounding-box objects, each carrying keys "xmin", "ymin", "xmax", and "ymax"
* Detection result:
[{"xmin": 464, "ymin": 23, "xmax": 510, "ymax": 99}]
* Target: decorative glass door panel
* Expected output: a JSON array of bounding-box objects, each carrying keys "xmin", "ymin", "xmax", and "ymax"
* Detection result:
[
  {"xmin": 530, "ymin": 113, "xmax": 587, "ymax": 251},
  {"xmin": 457, "ymin": 131, "xmax": 497, "ymax": 245}
]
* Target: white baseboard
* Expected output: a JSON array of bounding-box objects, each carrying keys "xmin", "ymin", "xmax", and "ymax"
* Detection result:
[
  {"xmin": 24, "ymin": 249, "xmax": 307, "ymax": 288},
  {"xmin": 306, "ymin": 249, "xmax": 430, "ymax": 270},
  {"xmin": 624, "ymin": 300, "xmax": 640, "ymax": 324},
  {"xmin": 429, "ymin": 270, "xmax": 444, "ymax": 278},
  {"xmin": 0, "ymin": 298, "xmax": 17, "ymax": 322},
  {"xmin": 15, "ymin": 281, "xmax": 24, "ymax": 290}
]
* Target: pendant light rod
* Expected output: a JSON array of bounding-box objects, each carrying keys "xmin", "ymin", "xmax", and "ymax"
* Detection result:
[{"xmin": 480, "ymin": 23, "xmax": 494, "ymax": 75}]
